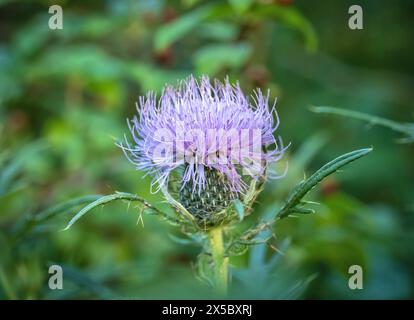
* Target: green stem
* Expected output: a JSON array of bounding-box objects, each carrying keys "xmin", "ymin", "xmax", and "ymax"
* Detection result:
[
  {"xmin": 208, "ymin": 227, "xmax": 228, "ymax": 296},
  {"xmin": 310, "ymin": 106, "xmax": 412, "ymax": 135}
]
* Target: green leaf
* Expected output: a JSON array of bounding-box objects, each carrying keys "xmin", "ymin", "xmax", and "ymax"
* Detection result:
[
  {"xmin": 0, "ymin": 141, "xmax": 47, "ymax": 197},
  {"xmin": 27, "ymin": 46, "xmax": 124, "ymax": 81},
  {"xmin": 277, "ymin": 148, "xmax": 372, "ymax": 218},
  {"xmin": 285, "ymin": 207, "xmax": 315, "ymax": 215},
  {"xmin": 252, "ymin": 4, "xmax": 318, "ymax": 53},
  {"xmin": 237, "ymin": 148, "xmax": 372, "ymax": 242},
  {"xmin": 198, "ymin": 22, "xmax": 238, "ymax": 41},
  {"xmin": 12, "ymin": 195, "xmax": 103, "ymax": 239},
  {"xmin": 168, "ymin": 233, "xmax": 202, "ymax": 245},
  {"xmin": 154, "ymin": 5, "xmax": 213, "ymax": 52},
  {"xmin": 193, "ymin": 43, "xmax": 252, "ymax": 75},
  {"xmin": 63, "ymin": 192, "xmax": 178, "ymax": 231},
  {"xmin": 310, "ymin": 106, "xmax": 414, "ymax": 143},
  {"xmin": 233, "ymin": 199, "xmax": 245, "ymax": 222},
  {"xmin": 12, "ymin": 15, "xmax": 51, "ymax": 57},
  {"xmin": 228, "ymin": 0, "xmax": 253, "ymax": 13}
]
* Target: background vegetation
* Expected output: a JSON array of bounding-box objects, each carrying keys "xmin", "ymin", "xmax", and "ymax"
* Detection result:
[{"xmin": 0, "ymin": 0, "xmax": 413, "ymax": 299}]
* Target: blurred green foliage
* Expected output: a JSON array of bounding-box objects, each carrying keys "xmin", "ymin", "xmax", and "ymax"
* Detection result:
[{"xmin": 0, "ymin": 0, "xmax": 413, "ymax": 299}]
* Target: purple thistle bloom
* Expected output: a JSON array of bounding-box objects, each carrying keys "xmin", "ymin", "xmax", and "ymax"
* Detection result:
[{"xmin": 119, "ymin": 76, "xmax": 285, "ymax": 206}]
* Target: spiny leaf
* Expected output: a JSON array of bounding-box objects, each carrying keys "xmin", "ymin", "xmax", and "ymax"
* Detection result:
[
  {"xmin": 227, "ymin": 242, "xmax": 249, "ymax": 256},
  {"xmin": 310, "ymin": 106, "xmax": 414, "ymax": 143},
  {"xmin": 277, "ymin": 147, "xmax": 372, "ymax": 218},
  {"xmin": 168, "ymin": 233, "xmax": 194, "ymax": 245},
  {"xmin": 63, "ymin": 192, "xmax": 178, "ymax": 231},
  {"xmin": 168, "ymin": 233, "xmax": 203, "ymax": 245},
  {"xmin": 237, "ymin": 148, "xmax": 372, "ymax": 241},
  {"xmin": 285, "ymin": 207, "xmax": 315, "ymax": 215},
  {"xmin": 194, "ymin": 253, "xmax": 214, "ymax": 287}
]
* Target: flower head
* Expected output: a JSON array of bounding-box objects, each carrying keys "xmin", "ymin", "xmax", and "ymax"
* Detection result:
[{"xmin": 119, "ymin": 75, "xmax": 285, "ymax": 222}]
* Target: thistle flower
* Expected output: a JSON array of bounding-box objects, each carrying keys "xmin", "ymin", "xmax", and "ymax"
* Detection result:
[
  {"xmin": 119, "ymin": 75, "xmax": 285, "ymax": 226},
  {"xmin": 65, "ymin": 75, "xmax": 371, "ymax": 297}
]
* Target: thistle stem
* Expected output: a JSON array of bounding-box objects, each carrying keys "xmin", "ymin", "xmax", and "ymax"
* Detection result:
[{"xmin": 208, "ymin": 227, "xmax": 228, "ymax": 296}]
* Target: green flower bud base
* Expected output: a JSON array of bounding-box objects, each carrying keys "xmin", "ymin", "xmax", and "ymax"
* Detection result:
[{"xmin": 179, "ymin": 167, "xmax": 237, "ymax": 227}]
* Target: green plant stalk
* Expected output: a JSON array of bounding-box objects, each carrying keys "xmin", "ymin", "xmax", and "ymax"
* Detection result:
[
  {"xmin": 208, "ymin": 227, "xmax": 228, "ymax": 296},
  {"xmin": 310, "ymin": 106, "xmax": 412, "ymax": 135}
]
